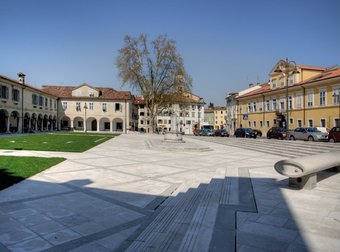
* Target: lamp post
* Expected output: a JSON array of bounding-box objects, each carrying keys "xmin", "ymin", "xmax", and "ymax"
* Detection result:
[
  {"xmin": 333, "ymin": 90, "xmax": 340, "ymax": 127},
  {"xmin": 84, "ymin": 102, "xmax": 88, "ymax": 133},
  {"xmin": 274, "ymin": 58, "xmax": 300, "ymax": 130}
]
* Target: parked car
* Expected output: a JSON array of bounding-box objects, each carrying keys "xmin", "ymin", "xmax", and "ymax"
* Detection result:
[
  {"xmin": 200, "ymin": 129, "xmax": 215, "ymax": 136},
  {"xmin": 328, "ymin": 127, "xmax": 340, "ymax": 142},
  {"xmin": 252, "ymin": 129, "xmax": 262, "ymax": 137},
  {"xmin": 194, "ymin": 129, "xmax": 202, "ymax": 136},
  {"xmin": 266, "ymin": 127, "xmax": 287, "ymax": 140},
  {"xmin": 288, "ymin": 127, "xmax": 328, "ymax": 141},
  {"xmin": 215, "ymin": 129, "xmax": 230, "ymax": 137},
  {"xmin": 234, "ymin": 128, "xmax": 256, "ymax": 138}
]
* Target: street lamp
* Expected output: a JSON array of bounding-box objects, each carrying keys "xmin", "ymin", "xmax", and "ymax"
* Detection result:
[
  {"xmin": 84, "ymin": 102, "xmax": 88, "ymax": 133},
  {"xmin": 333, "ymin": 90, "xmax": 340, "ymax": 126},
  {"xmin": 274, "ymin": 58, "xmax": 300, "ymax": 130}
]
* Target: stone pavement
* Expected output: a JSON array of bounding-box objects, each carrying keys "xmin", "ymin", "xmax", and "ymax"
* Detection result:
[{"xmin": 0, "ymin": 134, "xmax": 339, "ymax": 251}]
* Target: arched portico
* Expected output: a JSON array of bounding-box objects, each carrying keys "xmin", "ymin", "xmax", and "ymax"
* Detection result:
[
  {"xmin": 37, "ymin": 114, "xmax": 43, "ymax": 131},
  {"xmin": 23, "ymin": 112, "xmax": 30, "ymax": 132},
  {"xmin": 9, "ymin": 111, "xmax": 20, "ymax": 133},
  {"xmin": 60, "ymin": 116, "xmax": 71, "ymax": 130},
  {"xmin": 31, "ymin": 113, "xmax": 37, "ymax": 131},
  {"xmin": 99, "ymin": 117, "xmax": 110, "ymax": 131},
  {"xmin": 43, "ymin": 115, "xmax": 48, "ymax": 131},
  {"xmin": 112, "ymin": 118, "xmax": 124, "ymax": 132},
  {"xmin": 0, "ymin": 109, "xmax": 9, "ymax": 133},
  {"xmin": 73, "ymin": 117, "xmax": 84, "ymax": 131}
]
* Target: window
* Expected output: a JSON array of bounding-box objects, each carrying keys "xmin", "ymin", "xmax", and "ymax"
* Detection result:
[
  {"xmin": 296, "ymin": 94, "xmax": 302, "ymax": 109},
  {"xmin": 191, "ymin": 112, "xmax": 195, "ymax": 117},
  {"xmin": 115, "ymin": 103, "xmax": 121, "ymax": 112},
  {"xmin": 280, "ymin": 77, "xmax": 285, "ymax": 88},
  {"xmin": 158, "ymin": 119, "xmax": 162, "ymax": 124},
  {"xmin": 45, "ymin": 98, "xmax": 48, "ymax": 107},
  {"xmin": 272, "ymin": 99, "xmax": 277, "ymax": 111},
  {"xmin": 32, "ymin": 94, "xmax": 38, "ymax": 105},
  {"xmin": 273, "ymin": 119, "xmax": 277, "ymax": 125},
  {"xmin": 140, "ymin": 120, "xmax": 144, "ymax": 125},
  {"xmin": 253, "ymin": 121, "xmax": 256, "ymax": 128},
  {"xmin": 49, "ymin": 99, "xmax": 52, "ymax": 108},
  {"xmin": 12, "ymin": 89, "xmax": 20, "ymax": 102},
  {"xmin": 248, "ymin": 121, "xmax": 251, "ymax": 127},
  {"xmin": 89, "ymin": 92, "xmax": 94, "ymax": 97},
  {"xmin": 266, "ymin": 100, "xmax": 270, "ymax": 111},
  {"xmin": 76, "ymin": 102, "xmax": 81, "ymax": 111},
  {"xmin": 319, "ymin": 90, "xmax": 326, "ymax": 106},
  {"xmin": 54, "ymin": 100, "xmax": 57, "ymax": 109},
  {"xmin": 62, "ymin": 102, "xmax": 67, "ymax": 110},
  {"xmin": 288, "ymin": 74, "xmax": 296, "ymax": 86},
  {"xmin": 0, "ymin": 85, "xmax": 9, "ymax": 99},
  {"xmin": 308, "ymin": 119, "xmax": 313, "ymax": 127},
  {"xmin": 289, "ymin": 118, "xmax": 293, "ymax": 125},
  {"xmin": 260, "ymin": 121, "xmax": 263, "ymax": 127},
  {"xmin": 320, "ymin": 119, "xmax": 326, "ymax": 127},
  {"xmin": 333, "ymin": 88, "xmax": 340, "ymax": 104},
  {"xmin": 272, "ymin": 79, "xmax": 277, "ymax": 89},
  {"xmin": 266, "ymin": 121, "xmax": 270, "ymax": 128},
  {"xmin": 297, "ymin": 119, "xmax": 302, "ymax": 127},
  {"xmin": 253, "ymin": 102, "xmax": 257, "ymax": 112},
  {"xmin": 280, "ymin": 100, "xmax": 285, "ymax": 112},
  {"xmin": 140, "ymin": 112, "xmax": 145, "ymax": 116},
  {"xmin": 89, "ymin": 103, "xmax": 94, "ymax": 110},
  {"xmin": 307, "ymin": 92, "xmax": 314, "ymax": 107},
  {"xmin": 289, "ymin": 96, "xmax": 293, "ymax": 110},
  {"xmin": 39, "ymin": 96, "xmax": 43, "ymax": 106},
  {"xmin": 247, "ymin": 103, "xmax": 253, "ymax": 113},
  {"xmin": 102, "ymin": 103, "xmax": 107, "ymax": 112}
]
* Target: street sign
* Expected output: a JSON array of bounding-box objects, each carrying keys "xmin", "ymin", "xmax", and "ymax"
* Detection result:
[{"xmin": 243, "ymin": 114, "xmax": 248, "ymax": 120}]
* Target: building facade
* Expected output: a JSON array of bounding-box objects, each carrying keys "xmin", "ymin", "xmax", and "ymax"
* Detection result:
[
  {"xmin": 0, "ymin": 73, "xmax": 58, "ymax": 133},
  {"xmin": 213, "ymin": 106, "xmax": 227, "ymax": 130},
  {"xmin": 236, "ymin": 61, "xmax": 340, "ymax": 135},
  {"xmin": 41, "ymin": 84, "xmax": 134, "ymax": 133},
  {"xmin": 135, "ymin": 93, "xmax": 205, "ymax": 134},
  {"xmin": 0, "ymin": 73, "xmax": 135, "ymax": 134}
]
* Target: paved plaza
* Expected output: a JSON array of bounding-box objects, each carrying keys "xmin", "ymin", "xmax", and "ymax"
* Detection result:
[{"xmin": 0, "ymin": 134, "xmax": 339, "ymax": 251}]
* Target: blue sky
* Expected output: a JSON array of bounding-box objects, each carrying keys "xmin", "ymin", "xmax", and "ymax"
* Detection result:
[{"xmin": 1, "ymin": 0, "xmax": 339, "ymax": 106}]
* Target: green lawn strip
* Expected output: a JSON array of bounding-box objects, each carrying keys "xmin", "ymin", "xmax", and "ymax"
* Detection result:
[
  {"xmin": 0, "ymin": 132, "xmax": 117, "ymax": 152},
  {"xmin": 0, "ymin": 156, "xmax": 65, "ymax": 190}
]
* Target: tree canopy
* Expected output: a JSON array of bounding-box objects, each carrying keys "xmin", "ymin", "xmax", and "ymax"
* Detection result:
[{"xmin": 116, "ymin": 34, "xmax": 192, "ymax": 132}]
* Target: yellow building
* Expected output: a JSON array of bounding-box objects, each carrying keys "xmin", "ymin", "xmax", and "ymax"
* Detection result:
[
  {"xmin": 213, "ymin": 106, "xmax": 227, "ymax": 130},
  {"xmin": 237, "ymin": 60, "xmax": 340, "ymax": 136}
]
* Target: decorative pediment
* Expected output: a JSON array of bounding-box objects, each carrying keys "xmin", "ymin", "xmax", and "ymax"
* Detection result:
[{"xmin": 72, "ymin": 83, "xmax": 99, "ymax": 97}]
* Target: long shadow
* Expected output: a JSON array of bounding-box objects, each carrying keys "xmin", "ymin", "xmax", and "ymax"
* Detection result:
[
  {"xmin": 0, "ymin": 171, "xmax": 339, "ymax": 251},
  {"xmin": 0, "ymin": 168, "xmax": 25, "ymax": 190}
]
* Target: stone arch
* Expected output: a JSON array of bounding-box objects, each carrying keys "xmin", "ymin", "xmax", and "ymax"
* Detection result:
[
  {"xmin": 31, "ymin": 113, "xmax": 37, "ymax": 131},
  {"xmin": 0, "ymin": 109, "xmax": 9, "ymax": 133},
  {"xmin": 112, "ymin": 118, "xmax": 124, "ymax": 132},
  {"xmin": 9, "ymin": 111, "xmax": 20, "ymax": 133},
  {"xmin": 60, "ymin": 116, "xmax": 71, "ymax": 130},
  {"xmin": 73, "ymin": 116, "xmax": 84, "ymax": 131},
  {"xmin": 43, "ymin": 114, "xmax": 48, "ymax": 131},
  {"xmin": 23, "ymin": 112, "xmax": 31, "ymax": 132},
  {"xmin": 37, "ymin": 114, "xmax": 43, "ymax": 131},
  {"xmin": 99, "ymin": 117, "xmax": 110, "ymax": 131}
]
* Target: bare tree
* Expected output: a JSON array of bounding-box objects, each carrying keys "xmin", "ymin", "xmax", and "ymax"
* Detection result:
[{"xmin": 116, "ymin": 34, "xmax": 192, "ymax": 132}]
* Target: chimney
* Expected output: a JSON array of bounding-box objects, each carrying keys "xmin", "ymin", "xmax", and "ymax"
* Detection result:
[{"xmin": 17, "ymin": 72, "xmax": 26, "ymax": 84}]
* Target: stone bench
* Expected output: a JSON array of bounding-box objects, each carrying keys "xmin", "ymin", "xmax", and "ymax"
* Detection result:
[{"xmin": 274, "ymin": 151, "xmax": 340, "ymax": 189}]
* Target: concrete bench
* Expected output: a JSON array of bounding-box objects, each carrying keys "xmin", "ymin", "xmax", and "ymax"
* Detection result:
[{"xmin": 274, "ymin": 151, "xmax": 340, "ymax": 189}]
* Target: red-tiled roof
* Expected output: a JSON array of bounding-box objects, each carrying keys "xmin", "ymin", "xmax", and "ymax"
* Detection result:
[
  {"xmin": 0, "ymin": 75, "xmax": 57, "ymax": 97},
  {"xmin": 296, "ymin": 66, "xmax": 340, "ymax": 85},
  {"xmin": 238, "ymin": 83, "xmax": 270, "ymax": 98},
  {"xmin": 41, "ymin": 84, "xmax": 131, "ymax": 100}
]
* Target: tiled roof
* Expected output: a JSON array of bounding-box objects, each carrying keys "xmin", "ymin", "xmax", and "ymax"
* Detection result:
[
  {"xmin": 41, "ymin": 84, "xmax": 131, "ymax": 100},
  {"xmin": 296, "ymin": 66, "xmax": 340, "ymax": 85},
  {"xmin": 0, "ymin": 75, "xmax": 57, "ymax": 97},
  {"xmin": 238, "ymin": 83, "xmax": 270, "ymax": 98}
]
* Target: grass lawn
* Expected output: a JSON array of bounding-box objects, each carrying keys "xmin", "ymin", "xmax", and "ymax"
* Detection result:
[
  {"xmin": 0, "ymin": 156, "xmax": 65, "ymax": 190},
  {"xmin": 0, "ymin": 132, "xmax": 117, "ymax": 152}
]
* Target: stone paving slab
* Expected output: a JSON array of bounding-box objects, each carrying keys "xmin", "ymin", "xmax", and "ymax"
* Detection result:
[{"xmin": 0, "ymin": 133, "xmax": 339, "ymax": 251}]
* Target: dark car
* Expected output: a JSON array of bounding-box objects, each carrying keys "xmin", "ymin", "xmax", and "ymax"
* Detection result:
[
  {"xmin": 252, "ymin": 129, "xmax": 262, "ymax": 137},
  {"xmin": 215, "ymin": 129, "xmax": 230, "ymax": 137},
  {"xmin": 328, "ymin": 127, "xmax": 340, "ymax": 142},
  {"xmin": 234, "ymin": 128, "xmax": 256, "ymax": 138},
  {"xmin": 200, "ymin": 129, "xmax": 215, "ymax": 136},
  {"xmin": 266, "ymin": 127, "xmax": 288, "ymax": 140}
]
